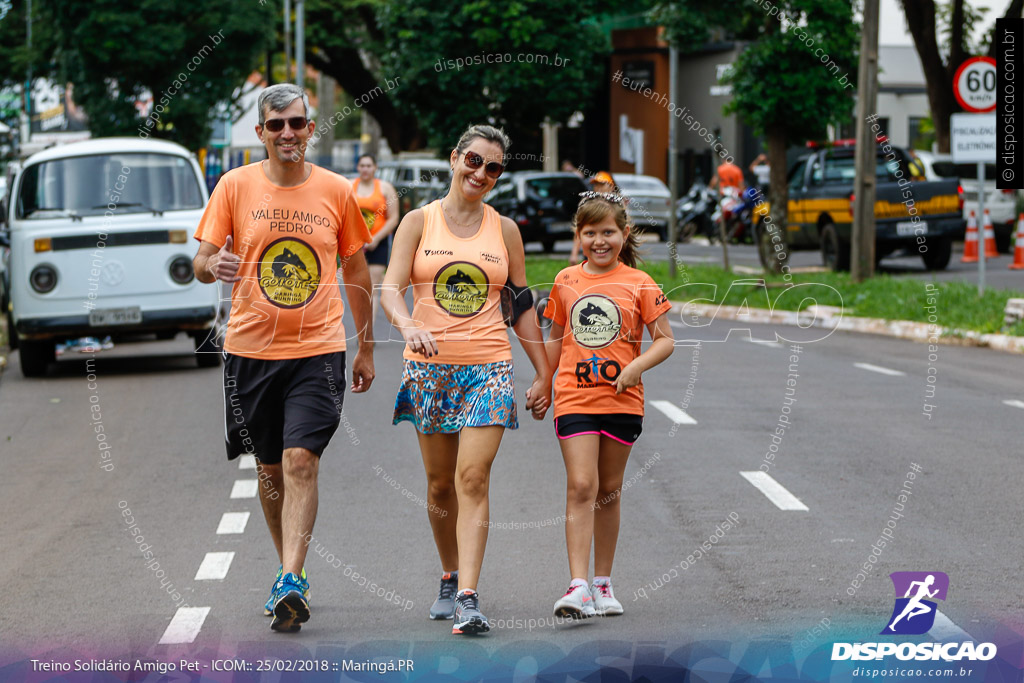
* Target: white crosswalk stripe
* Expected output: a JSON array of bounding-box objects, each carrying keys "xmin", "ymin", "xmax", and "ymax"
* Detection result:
[
  {"xmin": 230, "ymin": 479, "xmax": 258, "ymax": 498},
  {"xmin": 854, "ymin": 362, "xmax": 906, "ymax": 376},
  {"xmin": 740, "ymin": 471, "xmax": 809, "ymax": 511},
  {"xmin": 216, "ymin": 512, "xmax": 250, "ymax": 535},
  {"xmin": 158, "ymin": 607, "xmax": 210, "ymax": 645},
  {"xmin": 194, "ymin": 552, "xmax": 235, "ymax": 581},
  {"xmin": 650, "ymin": 400, "xmax": 698, "ymax": 424}
]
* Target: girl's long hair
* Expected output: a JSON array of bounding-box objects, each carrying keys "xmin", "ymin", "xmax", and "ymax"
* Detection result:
[{"xmin": 572, "ymin": 195, "xmax": 641, "ymax": 268}]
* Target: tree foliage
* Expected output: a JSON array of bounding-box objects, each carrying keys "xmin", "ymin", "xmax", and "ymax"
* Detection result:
[
  {"xmin": 652, "ymin": 0, "xmax": 858, "ymax": 264},
  {"xmin": 37, "ymin": 0, "xmax": 274, "ymax": 150},
  {"xmin": 308, "ymin": 0, "xmax": 614, "ymax": 157},
  {"xmin": 903, "ymin": 0, "xmax": 1022, "ymax": 152}
]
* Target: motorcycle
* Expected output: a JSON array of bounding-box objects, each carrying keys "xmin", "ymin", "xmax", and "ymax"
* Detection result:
[
  {"xmin": 714, "ymin": 186, "xmax": 760, "ymax": 244},
  {"xmin": 673, "ymin": 181, "xmax": 717, "ymax": 242}
]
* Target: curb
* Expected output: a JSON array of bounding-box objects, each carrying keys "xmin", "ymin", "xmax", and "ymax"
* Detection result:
[{"xmin": 670, "ymin": 302, "xmax": 1024, "ymax": 355}]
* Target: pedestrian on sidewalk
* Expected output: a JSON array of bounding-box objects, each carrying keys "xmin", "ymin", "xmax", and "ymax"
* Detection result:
[
  {"xmin": 192, "ymin": 83, "xmax": 375, "ymax": 633},
  {"xmin": 541, "ymin": 191, "xmax": 675, "ymax": 620},
  {"xmin": 380, "ymin": 123, "xmax": 551, "ymax": 636}
]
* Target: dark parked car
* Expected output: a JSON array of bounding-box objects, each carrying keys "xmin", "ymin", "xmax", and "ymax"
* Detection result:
[{"xmin": 486, "ymin": 172, "xmax": 588, "ymax": 251}]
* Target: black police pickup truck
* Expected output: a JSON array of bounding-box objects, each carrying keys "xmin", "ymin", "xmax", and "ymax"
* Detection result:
[{"xmin": 756, "ymin": 141, "xmax": 964, "ymax": 271}]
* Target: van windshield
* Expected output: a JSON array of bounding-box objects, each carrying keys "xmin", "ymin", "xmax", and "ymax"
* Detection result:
[{"xmin": 16, "ymin": 152, "xmax": 203, "ymax": 219}]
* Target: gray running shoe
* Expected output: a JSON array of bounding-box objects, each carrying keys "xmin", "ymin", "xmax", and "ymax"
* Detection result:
[
  {"xmin": 554, "ymin": 583, "xmax": 596, "ymax": 619},
  {"xmin": 452, "ymin": 590, "xmax": 490, "ymax": 635},
  {"xmin": 591, "ymin": 580, "xmax": 623, "ymax": 616},
  {"xmin": 429, "ymin": 572, "xmax": 459, "ymax": 620}
]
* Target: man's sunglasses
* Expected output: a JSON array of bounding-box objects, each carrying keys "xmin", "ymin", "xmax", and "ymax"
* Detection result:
[
  {"xmin": 462, "ymin": 151, "xmax": 504, "ymax": 179},
  {"xmin": 263, "ymin": 116, "xmax": 308, "ymax": 132}
]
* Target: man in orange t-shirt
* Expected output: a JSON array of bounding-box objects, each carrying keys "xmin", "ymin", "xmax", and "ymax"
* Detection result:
[
  {"xmin": 710, "ymin": 160, "xmax": 745, "ymax": 190},
  {"xmin": 192, "ymin": 83, "xmax": 373, "ymax": 634}
]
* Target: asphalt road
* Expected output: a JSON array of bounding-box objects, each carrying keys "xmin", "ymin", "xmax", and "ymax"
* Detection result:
[{"xmin": 1, "ymin": 307, "xmax": 1022, "ymax": 681}]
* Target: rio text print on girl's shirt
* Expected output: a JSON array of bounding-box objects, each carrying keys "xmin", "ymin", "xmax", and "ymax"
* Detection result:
[{"xmin": 544, "ymin": 262, "xmax": 671, "ymax": 417}]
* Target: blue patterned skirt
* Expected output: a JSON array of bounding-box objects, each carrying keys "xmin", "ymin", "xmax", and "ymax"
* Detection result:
[{"xmin": 393, "ymin": 359, "xmax": 519, "ymax": 434}]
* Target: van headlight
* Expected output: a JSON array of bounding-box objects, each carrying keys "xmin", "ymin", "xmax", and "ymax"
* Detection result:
[
  {"xmin": 30, "ymin": 265, "xmax": 58, "ymax": 293},
  {"xmin": 169, "ymin": 256, "xmax": 194, "ymax": 284}
]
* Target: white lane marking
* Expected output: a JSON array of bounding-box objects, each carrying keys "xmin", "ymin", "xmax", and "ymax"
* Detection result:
[
  {"xmin": 238, "ymin": 454, "xmax": 257, "ymax": 470},
  {"xmin": 1004, "ymin": 400, "xmax": 1024, "ymax": 410},
  {"xmin": 740, "ymin": 471, "xmax": 809, "ymax": 511},
  {"xmin": 158, "ymin": 607, "xmax": 210, "ymax": 645},
  {"xmin": 216, "ymin": 512, "xmax": 250, "ymax": 535},
  {"xmin": 854, "ymin": 362, "xmax": 906, "ymax": 377},
  {"xmin": 195, "ymin": 552, "xmax": 235, "ymax": 580},
  {"xmin": 230, "ymin": 479, "xmax": 258, "ymax": 499},
  {"xmin": 650, "ymin": 400, "xmax": 698, "ymax": 425},
  {"xmin": 745, "ymin": 338, "xmax": 782, "ymax": 348},
  {"xmin": 929, "ymin": 610, "xmax": 976, "ymax": 642}
]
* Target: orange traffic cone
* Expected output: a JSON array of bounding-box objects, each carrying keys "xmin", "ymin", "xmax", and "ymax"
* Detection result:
[
  {"xmin": 1010, "ymin": 214, "xmax": 1024, "ymax": 270},
  {"xmin": 982, "ymin": 209, "xmax": 999, "ymax": 258},
  {"xmin": 962, "ymin": 210, "xmax": 979, "ymax": 263}
]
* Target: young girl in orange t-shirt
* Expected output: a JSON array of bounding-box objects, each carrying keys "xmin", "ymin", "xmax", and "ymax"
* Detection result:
[{"xmin": 542, "ymin": 192, "xmax": 675, "ymax": 619}]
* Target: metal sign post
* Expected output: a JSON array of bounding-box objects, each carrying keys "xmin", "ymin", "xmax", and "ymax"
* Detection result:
[{"xmin": 951, "ymin": 57, "xmax": 997, "ymax": 296}]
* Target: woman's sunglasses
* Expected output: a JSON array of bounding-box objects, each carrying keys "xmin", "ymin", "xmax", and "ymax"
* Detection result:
[
  {"xmin": 461, "ymin": 151, "xmax": 504, "ymax": 179},
  {"xmin": 263, "ymin": 116, "xmax": 308, "ymax": 132}
]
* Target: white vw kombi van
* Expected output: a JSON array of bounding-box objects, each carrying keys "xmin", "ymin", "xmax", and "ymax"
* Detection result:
[{"xmin": 2, "ymin": 138, "xmax": 220, "ymax": 376}]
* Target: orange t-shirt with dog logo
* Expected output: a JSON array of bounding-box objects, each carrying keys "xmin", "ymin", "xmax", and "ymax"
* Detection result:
[
  {"xmin": 193, "ymin": 162, "xmax": 370, "ymax": 360},
  {"xmin": 544, "ymin": 262, "xmax": 671, "ymax": 417}
]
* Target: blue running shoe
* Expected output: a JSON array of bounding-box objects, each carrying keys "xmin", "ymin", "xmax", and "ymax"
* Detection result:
[
  {"xmin": 271, "ymin": 572, "xmax": 310, "ymax": 633},
  {"xmin": 264, "ymin": 566, "xmax": 308, "ymax": 616}
]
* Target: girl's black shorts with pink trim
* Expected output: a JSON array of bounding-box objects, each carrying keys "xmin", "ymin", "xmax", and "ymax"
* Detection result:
[{"xmin": 554, "ymin": 413, "xmax": 643, "ymax": 445}]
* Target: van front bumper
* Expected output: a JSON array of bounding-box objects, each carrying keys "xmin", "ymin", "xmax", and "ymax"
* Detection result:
[{"xmin": 14, "ymin": 306, "xmax": 217, "ymax": 340}]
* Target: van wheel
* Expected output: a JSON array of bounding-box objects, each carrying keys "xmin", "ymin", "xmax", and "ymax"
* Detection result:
[
  {"xmin": 821, "ymin": 224, "xmax": 850, "ymax": 271},
  {"xmin": 19, "ymin": 339, "xmax": 55, "ymax": 377},
  {"xmin": 193, "ymin": 330, "xmax": 222, "ymax": 367},
  {"xmin": 541, "ymin": 239, "xmax": 556, "ymax": 253},
  {"xmin": 921, "ymin": 236, "xmax": 952, "ymax": 271}
]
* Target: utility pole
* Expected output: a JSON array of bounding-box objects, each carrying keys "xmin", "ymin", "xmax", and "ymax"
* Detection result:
[
  {"xmin": 295, "ymin": 0, "xmax": 305, "ymax": 89},
  {"xmin": 24, "ymin": 0, "xmax": 31, "ymax": 145},
  {"xmin": 283, "ymin": 0, "xmax": 291, "ymax": 82},
  {"xmin": 541, "ymin": 119, "xmax": 558, "ymax": 172},
  {"xmin": 317, "ymin": 73, "xmax": 336, "ymax": 168},
  {"xmin": 668, "ymin": 45, "xmax": 679, "ymax": 277},
  {"xmin": 851, "ymin": 0, "xmax": 880, "ymax": 282}
]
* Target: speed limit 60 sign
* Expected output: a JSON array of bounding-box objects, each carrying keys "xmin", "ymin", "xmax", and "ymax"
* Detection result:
[{"xmin": 954, "ymin": 56, "xmax": 997, "ymax": 113}]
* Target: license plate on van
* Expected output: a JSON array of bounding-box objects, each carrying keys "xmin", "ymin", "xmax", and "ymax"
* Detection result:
[
  {"xmin": 896, "ymin": 221, "xmax": 926, "ymax": 237},
  {"xmin": 89, "ymin": 307, "xmax": 142, "ymax": 326}
]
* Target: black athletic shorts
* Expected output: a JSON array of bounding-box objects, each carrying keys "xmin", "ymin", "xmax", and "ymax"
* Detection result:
[
  {"xmin": 554, "ymin": 413, "xmax": 643, "ymax": 445},
  {"xmin": 365, "ymin": 235, "xmax": 390, "ymax": 267},
  {"xmin": 223, "ymin": 351, "xmax": 345, "ymax": 464}
]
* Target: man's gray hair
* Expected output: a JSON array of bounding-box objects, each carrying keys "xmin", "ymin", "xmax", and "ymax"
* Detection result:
[{"xmin": 257, "ymin": 83, "xmax": 310, "ymax": 126}]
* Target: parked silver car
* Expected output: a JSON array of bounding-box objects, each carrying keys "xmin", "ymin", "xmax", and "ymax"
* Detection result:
[
  {"xmin": 377, "ymin": 158, "xmax": 451, "ymax": 218},
  {"xmin": 615, "ymin": 173, "xmax": 671, "ymax": 240}
]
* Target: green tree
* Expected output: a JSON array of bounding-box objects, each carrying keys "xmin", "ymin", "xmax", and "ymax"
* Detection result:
[
  {"xmin": 37, "ymin": 0, "xmax": 274, "ymax": 151},
  {"xmin": 902, "ymin": 0, "xmax": 1021, "ymax": 153},
  {"xmin": 306, "ymin": 0, "xmax": 615, "ymax": 157},
  {"xmin": 653, "ymin": 0, "xmax": 858, "ymax": 267}
]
